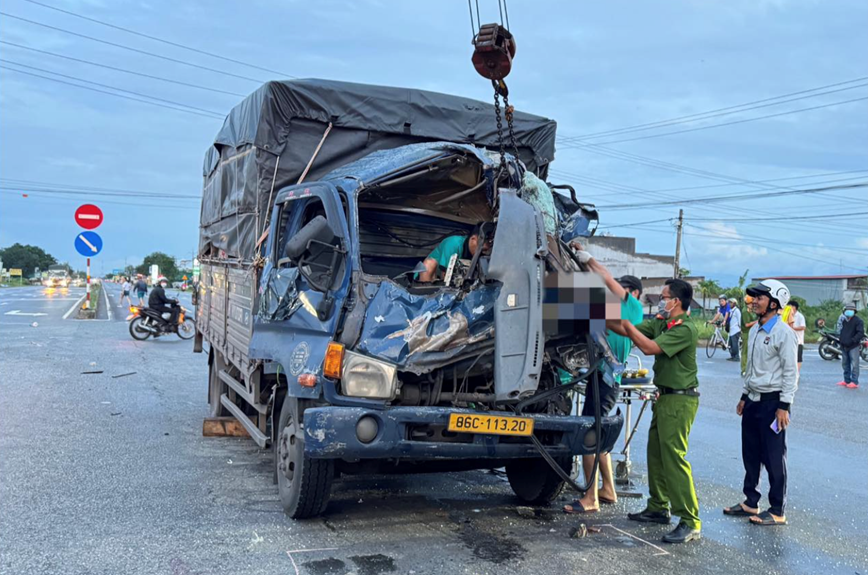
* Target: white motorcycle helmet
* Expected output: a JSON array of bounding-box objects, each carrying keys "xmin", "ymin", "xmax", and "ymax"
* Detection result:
[{"xmin": 746, "ymin": 279, "xmax": 790, "ymax": 310}]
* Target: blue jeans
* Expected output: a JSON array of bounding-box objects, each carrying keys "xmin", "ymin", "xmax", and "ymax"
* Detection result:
[{"xmin": 842, "ymin": 347, "xmax": 860, "ymax": 385}]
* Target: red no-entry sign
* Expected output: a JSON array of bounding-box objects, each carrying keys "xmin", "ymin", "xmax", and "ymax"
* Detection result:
[{"xmin": 75, "ymin": 204, "xmax": 103, "ymax": 229}]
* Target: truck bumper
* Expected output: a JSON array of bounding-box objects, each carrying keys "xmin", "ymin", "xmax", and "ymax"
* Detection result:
[{"xmin": 303, "ymin": 406, "xmax": 623, "ymax": 460}]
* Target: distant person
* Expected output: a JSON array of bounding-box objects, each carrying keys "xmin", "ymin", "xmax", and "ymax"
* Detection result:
[
  {"xmin": 134, "ymin": 275, "xmax": 148, "ymax": 306},
  {"xmin": 786, "ymin": 301, "xmax": 806, "ymax": 371},
  {"xmin": 836, "ymin": 308, "xmax": 847, "ymax": 334},
  {"xmin": 121, "ymin": 277, "xmax": 133, "ymax": 307},
  {"xmin": 837, "ymin": 303, "xmax": 864, "ymax": 389},
  {"xmin": 563, "ymin": 245, "xmax": 644, "ymax": 514},
  {"xmin": 710, "ymin": 295, "xmax": 730, "ymax": 327},
  {"xmin": 724, "ymin": 280, "xmax": 798, "ymax": 526},
  {"xmin": 727, "ymin": 297, "xmax": 742, "ymax": 362}
]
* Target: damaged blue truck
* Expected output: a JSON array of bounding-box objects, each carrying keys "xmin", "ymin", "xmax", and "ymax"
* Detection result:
[{"xmin": 194, "ymin": 79, "xmax": 624, "ymax": 518}]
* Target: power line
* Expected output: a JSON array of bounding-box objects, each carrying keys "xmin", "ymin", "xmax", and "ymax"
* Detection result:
[
  {"xmin": 1, "ymin": 58, "xmax": 226, "ymax": 116},
  {"xmin": 0, "ymin": 11, "xmax": 265, "ymax": 83},
  {"xmin": 18, "ymin": 0, "xmax": 297, "ymax": 79},
  {"xmin": 559, "ymin": 77, "xmax": 868, "ymax": 142},
  {"xmin": 0, "ymin": 185, "xmax": 200, "ymax": 201},
  {"xmin": 645, "ymin": 170, "xmax": 868, "ymax": 193},
  {"xmin": 595, "ymin": 182, "xmax": 868, "ymax": 210},
  {"xmin": 684, "ymin": 223, "xmax": 868, "ymax": 255},
  {"xmin": 688, "ymin": 211, "xmax": 868, "ymax": 223},
  {"xmin": 0, "ymin": 64, "xmax": 223, "ymax": 119},
  {"xmin": 0, "ymin": 40, "xmax": 246, "ymax": 97},
  {"xmin": 559, "ymin": 96, "xmax": 868, "ymax": 146},
  {"xmin": 0, "ymin": 177, "xmax": 196, "ymax": 198},
  {"xmin": 596, "ymin": 218, "xmax": 673, "ymax": 229},
  {"xmin": 0, "ymin": 190, "xmax": 199, "ymax": 210},
  {"xmin": 682, "ymin": 228, "xmax": 868, "ymax": 272}
]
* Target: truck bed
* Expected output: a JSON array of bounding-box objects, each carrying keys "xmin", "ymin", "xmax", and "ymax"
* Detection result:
[{"xmin": 197, "ymin": 260, "xmax": 256, "ymax": 375}]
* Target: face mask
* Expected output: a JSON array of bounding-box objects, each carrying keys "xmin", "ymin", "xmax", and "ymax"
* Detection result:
[
  {"xmin": 657, "ymin": 298, "xmax": 672, "ymax": 318},
  {"xmin": 845, "ymin": 310, "xmax": 856, "ymax": 318}
]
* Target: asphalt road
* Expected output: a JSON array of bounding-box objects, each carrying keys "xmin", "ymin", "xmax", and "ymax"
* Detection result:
[{"xmin": 1, "ymin": 285, "xmax": 865, "ymax": 575}]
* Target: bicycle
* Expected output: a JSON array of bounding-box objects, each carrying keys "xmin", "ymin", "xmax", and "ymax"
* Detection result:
[{"xmin": 705, "ymin": 321, "xmax": 730, "ymax": 358}]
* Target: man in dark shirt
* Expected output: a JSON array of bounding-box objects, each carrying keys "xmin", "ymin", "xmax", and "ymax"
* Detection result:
[
  {"xmin": 148, "ymin": 277, "xmax": 179, "ymax": 325},
  {"xmin": 837, "ymin": 303, "xmax": 865, "ymax": 389},
  {"xmin": 134, "ymin": 275, "xmax": 149, "ymax": 306}
]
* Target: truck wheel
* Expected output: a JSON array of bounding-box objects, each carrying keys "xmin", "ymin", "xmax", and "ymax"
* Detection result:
[
  {"xmin": 275, "ymin": 397, "xmax": 333, "ymax": 518},
  {"xmin": 506, "ymin": 456, "xmax": 570, "ymax": 504},
  {"xmin": 208, "ymin": 355, "xmax": 229, "ymax": 417}
]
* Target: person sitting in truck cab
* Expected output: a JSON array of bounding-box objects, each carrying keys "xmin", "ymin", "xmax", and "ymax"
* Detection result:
[{"xmin": 417, "ymin": 222, "xmax": 493, "ymax": 283}]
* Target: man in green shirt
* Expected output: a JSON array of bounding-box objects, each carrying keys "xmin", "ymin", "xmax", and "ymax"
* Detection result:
[
  {"xmin": 417, "ymin": 223, "xmax": 491, "ymax": 282},
  {"xmin": 563, "ymin": 245, "xmax": 644, "ymax": 514},
  {"xmin": 609, "ymin": 278, "xmax": 701, "ymax": 544}
]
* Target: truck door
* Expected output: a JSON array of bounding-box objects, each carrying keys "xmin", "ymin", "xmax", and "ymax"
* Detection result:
[{"xmin": 250, "ymin": 183, "xmax": 351, "ymax": 397}]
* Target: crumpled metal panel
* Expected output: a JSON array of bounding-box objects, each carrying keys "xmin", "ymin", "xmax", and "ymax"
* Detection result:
[
  {"xmin": 357, "ymin": 281, "xmax": 500, "ymax": 374},
  {"xmin": 487, "ymin": 191, "xmax": 548, "ymax": 401}
]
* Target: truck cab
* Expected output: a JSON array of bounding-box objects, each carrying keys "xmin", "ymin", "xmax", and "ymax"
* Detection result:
[{"xmin": 194, "ymin": 80, "xmax": 622, "ymax": 518}]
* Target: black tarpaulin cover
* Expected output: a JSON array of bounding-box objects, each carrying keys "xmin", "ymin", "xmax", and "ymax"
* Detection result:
[{"xmin": 199, "ymin": 79, "xmax": 557, "ymax": 261}]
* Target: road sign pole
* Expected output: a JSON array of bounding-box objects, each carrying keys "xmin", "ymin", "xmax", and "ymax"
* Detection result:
[{"xmin": 86, "ymin": 257, "xmax": 91, "ymax": 309}]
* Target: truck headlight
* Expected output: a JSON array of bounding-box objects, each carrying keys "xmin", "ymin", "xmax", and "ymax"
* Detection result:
[{"xmin": 340, "ymin": 351, "xmax": 398, "ymax": 400}]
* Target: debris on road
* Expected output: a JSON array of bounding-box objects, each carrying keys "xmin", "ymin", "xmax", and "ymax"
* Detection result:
[
  {"xmin": 110, "ymin": 412, "xmax": 122, "ymax": 416},
  {"xmin": 516, "ymin": 506, "xmax": 535, "ymax": 518},
  {"xmin": 81, "ymin": 370, "xmax": 104, "ymax": 375},
  {"xmin": 569, "ymin": 524, "xmax": 588, "ymax": 539},
  {"xmin": 31, "ymin": 322, "xmax": 38, "ymax": 327},
  {"xmin": 111, "ymin": 372, "xmax": 137, "ymax": 379}
]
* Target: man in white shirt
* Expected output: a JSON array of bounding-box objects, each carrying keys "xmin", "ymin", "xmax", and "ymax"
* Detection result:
[
  {"xmin": 787, "ymin": 301, "xmax": 806, "ymax": 371},
  {"xmin": 727, "ymin": 298, "xmax": 742, "ymax": 362}
]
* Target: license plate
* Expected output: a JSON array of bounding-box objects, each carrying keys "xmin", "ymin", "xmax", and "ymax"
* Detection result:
[{"xmin": 447, "ymin": 413, "xmax": 534, "ymax": 437}]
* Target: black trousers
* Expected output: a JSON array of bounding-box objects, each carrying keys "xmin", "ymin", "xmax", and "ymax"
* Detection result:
[{"xmin": 741, "ymin": 398, "xmax": 787, "ymax": 516}]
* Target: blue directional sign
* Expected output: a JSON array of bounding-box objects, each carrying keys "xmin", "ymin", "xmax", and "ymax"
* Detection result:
[{"xmin": 74, "ymin": 231, "xmax": 103, "ymax": 257}]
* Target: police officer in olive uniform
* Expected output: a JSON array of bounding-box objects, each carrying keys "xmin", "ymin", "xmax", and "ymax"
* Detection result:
[{"xmin": 609, "ymin": 278, "xmax": 701, "ymax": 543}]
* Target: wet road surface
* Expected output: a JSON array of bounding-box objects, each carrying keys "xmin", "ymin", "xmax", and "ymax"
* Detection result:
[{"xmin": 1, "ymin": 296, "xmax": 865, "ymax": 574}]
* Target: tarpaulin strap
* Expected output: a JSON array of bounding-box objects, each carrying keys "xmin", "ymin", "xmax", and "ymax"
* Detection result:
[
  {"xmin": 254, "ymin": 155, "xmax": 282, "ymax": 257},
  {"xmin": 297, "ymin": 122, "xmax": 333, "ymax": 185}
]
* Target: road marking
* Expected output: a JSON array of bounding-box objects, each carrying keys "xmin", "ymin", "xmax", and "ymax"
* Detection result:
[
  {"xmin": 63, "ymin": 294, "xmax": 87, "ymax": 319},
  {"xmin": 78, "ymin": 233, "xmax": 98, "ymax": 253},
  {"xmin": 599, "ymin": 524, "xmax": 670, "ymax": 556},
  {"xmin": 285, "ymin": 548, "xmax": 339, "ymax": 575},
  {"xmin": 104, "ymin": 285, "xmax": 113, "ymax": 321},
  {"xmin": 4, "ymin": 310, "xmax": 48, "ymax": 316}
]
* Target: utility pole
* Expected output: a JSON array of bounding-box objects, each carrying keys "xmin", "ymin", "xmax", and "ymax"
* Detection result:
[{"xmin": 673, "ymin": 209, "xmax": 684, "ymax": 278}]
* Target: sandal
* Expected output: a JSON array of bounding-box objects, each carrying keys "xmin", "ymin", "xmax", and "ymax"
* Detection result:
[
  {"xmin": 750, "ymin": 511, "xmax": 787, "ymax": 526},
  {"xmin": 723, "ymin": 503, "xmax": 757, "ymax": 517},
  {"xmin": 563, "ymin": 500, "xmax": 599, "ymax": 514}
]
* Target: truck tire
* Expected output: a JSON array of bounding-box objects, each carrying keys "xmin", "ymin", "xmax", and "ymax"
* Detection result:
[
  {"xmin": 275, "ymin": 397, "xmax": 333, "ymax": 518},
  {"xmin": 506, "ymin": 456, "xmax": 570, "ymax": 505}
]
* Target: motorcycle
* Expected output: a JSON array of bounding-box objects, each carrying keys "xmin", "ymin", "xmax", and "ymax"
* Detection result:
[
  {"xmin": 127, "ymin": 304, "xmax": 195, "ymax": 341},
  {"xmin": 816, "ymin": 318, "xmax": 868, "ymax": 361},
  {"xmin": 818, "ymin": 328, "xmax": 843, "ymax": 361}
]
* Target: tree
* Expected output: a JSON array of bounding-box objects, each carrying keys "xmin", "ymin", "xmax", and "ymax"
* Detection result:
[
  {"xmin": 678, "ymin": 268, "xmax": 691, "ymax": 278},
  {"xmin": 136, "ymin": 252, "xmax": 179, "ymax": 281},
  {"xmin": 697, "ymin": 279, "xmax": 722, "ymax": 314},
  {"xmin": 0, "ymin": 243, "xmax": 57, "ymax": 277}
]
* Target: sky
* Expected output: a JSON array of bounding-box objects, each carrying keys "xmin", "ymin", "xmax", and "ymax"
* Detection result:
[{"xmin": 1, "ymin": 0, "xmax": 866, "ymax": 285}]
